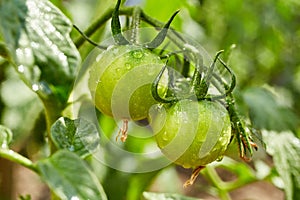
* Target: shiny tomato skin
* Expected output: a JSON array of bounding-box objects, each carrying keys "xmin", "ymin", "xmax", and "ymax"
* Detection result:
[
  {"xmin": 88, "ymin": 45, "xmax": 166, "ymax": 120},
  {"xmin": 150, "ymin": 100, "xmax": 231, "ymax": 168}
]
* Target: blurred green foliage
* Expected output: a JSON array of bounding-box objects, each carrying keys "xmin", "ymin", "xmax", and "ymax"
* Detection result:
[{"xmin": 0, "ymin": 0, "xmax": 299, "ymax": 199}]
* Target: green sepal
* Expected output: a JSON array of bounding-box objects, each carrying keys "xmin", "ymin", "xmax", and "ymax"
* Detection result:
[
  {"xmin": 111, "ymin": 0, "xmax": 130, "ymax": 45},
  {"xmin": 146, "ymin": 10, "xmax": 179, "ymax": 49}
]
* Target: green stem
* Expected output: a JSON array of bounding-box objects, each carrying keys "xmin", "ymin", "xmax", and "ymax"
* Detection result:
[
  {"xmin": 40, "ymin": 97, "xmax": 64, "ymax": 154},
  {"xmin": 74, "ymin": 7, "xmax": 186, "ymax": 49},
  {"xmin": 74, "ymin": 7, "xmax": 133, "ymax": 48},
  {"xmin": 0, "ymin": 148, "xmax": 38, "ymax": 173},
  {"xmin": 130, "ymin": 6, "xmax": 142, "ymax": 44},
  {"xmin": 40, "ymin": 98, "xmax": 65, "ymax": 200},
  {"xmin": 204, "ymin": 166, "xmax": 232, "ymax": 200},
  {"xmin": 204, "ymin": 164, "xmax": 258, "ymax": 199}
]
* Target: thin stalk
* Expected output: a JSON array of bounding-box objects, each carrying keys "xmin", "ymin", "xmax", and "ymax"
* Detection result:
[
  {"xmin": 0, "ymin": 148, "xmax": 38, "ymax": 173},
  {"xmin": 74, "ymin": 7, "xmax": 133, "ymax": 48},
  {"xmin": 130, "ymin": 6, "xmax": 142, "ymax": 44},
  {"xmin": 204, "ymin": 166, "xmax": 232, "ymax": 200},
  {"xmin": 40, "ymin": 96, "xmax": 64, "ymax": 154}
]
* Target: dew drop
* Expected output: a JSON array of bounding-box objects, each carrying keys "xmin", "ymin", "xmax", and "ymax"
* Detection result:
[
  {"xmin": 17, "ymin": 65, "xmax": 25, "ymax": 73},
  {"xmin": 162, "ymin": 131, "xmax": 169, "ymax": 141},
  {"xmin": 133, "ymin": 50, "xmax": 143, "ymax": 59},
  {"xmin": 31, "ymin": 83, "xmax": 39, "ymax": 92},
  {"xmin": 125, "ymin": 63, "xmax": 132, "ymax": 70}
]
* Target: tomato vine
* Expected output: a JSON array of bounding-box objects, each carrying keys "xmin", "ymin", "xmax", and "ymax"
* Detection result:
[{"xmin": 79, "ymin": 0, "xmax": 261, "ymax": 186}]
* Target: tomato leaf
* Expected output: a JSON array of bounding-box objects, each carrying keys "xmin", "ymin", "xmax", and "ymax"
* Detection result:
[
  {"xmin": 50, "ymin": 117, "xmax": 100, "ymax": 158},
  {"xmin": 0, "ymin": 125, "xmax": 13, "ymax": 149},
  {"xmin": 143, "ymin": 192, "xmax": 201, "ymax": 200},
  {"xmin": 36, "ymin": 150, "xmax": 107, "ymax": 200},
  {"xmin": 263, "ymin": 131, "xmax": 300, "ymax": 200},
  {"xmin": 243, "ymin": 87, "xmax": 299, "ymax": 132},
  {"xmin": 0, "ymin": 0, "xmax": 80, "ymax": 105},
  {"xmin": 0, "ymin": 42, "xmax": 11, "ymax": 60}
]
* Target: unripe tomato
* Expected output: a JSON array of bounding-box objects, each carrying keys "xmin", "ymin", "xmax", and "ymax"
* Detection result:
[
  {"xmin": 88, "ymin": 45, "xmax": 166, "ymax": 121},
  {"xmin": 149, "ymin": 99, "xmax": 231, "ymax": 168}
]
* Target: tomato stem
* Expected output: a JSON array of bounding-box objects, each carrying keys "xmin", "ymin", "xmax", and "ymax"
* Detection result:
[
  {"xmin": 116, "ymin": 119, "xmax": 129, "ymax": 142},
  {"xmin": 204, "ymin": 166, "xmax": 232, "ymax": 200},
  {"xmin": 183, "ymin": 166, "xmax": 205, "ymax": 187},
  {"xmin": 73, "ymin": 25, "xmax": 107, "ymax": 49},
  {"xmin": 130, "ymin": 7, "xmax": 142, "ymax": 44},
  {"xmin": 74, "ymin": 7, "xmax": 133, "ymax": 48},
  {"xmin": 0, "ymin": 148, "xmax": 38, "ymax": 173}
]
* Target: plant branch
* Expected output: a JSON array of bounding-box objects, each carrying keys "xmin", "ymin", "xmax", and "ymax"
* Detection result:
[
  {"xmin": 74, "ymin": 7, "xmax": 133, "ymax": 48},
  {"xmin": 0, "ymin": 148, "xmax": 38, "ymax": 173},
  {"xmin": 204, "ymin": 166, "xmax": 232, "ymax": 200}
]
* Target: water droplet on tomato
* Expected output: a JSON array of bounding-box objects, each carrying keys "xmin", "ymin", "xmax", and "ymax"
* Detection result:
[
  {"xmin": 133, "ymin": 50, "xmax": 143, "ymax": 59},
  {"xmin": 125, "ymin": 63, "xmax": 132, "ymax": 69},
  {"xmin": 162, "ymin": 131, "xmax": 169, "ymax": 141}
]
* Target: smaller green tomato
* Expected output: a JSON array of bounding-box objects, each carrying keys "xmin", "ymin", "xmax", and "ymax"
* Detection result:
[
  {"xmin": 149, "ymin": 99, "xmax": 231, "ymax": 168},
  {"xmin": 88, "ymin": 45, "xmax": 167, "ymax": 121}
]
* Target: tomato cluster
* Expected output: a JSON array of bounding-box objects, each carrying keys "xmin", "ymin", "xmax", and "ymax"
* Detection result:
[{"xmin": 87, "ymin": 0, "xmax": 258, "ymax": 187}]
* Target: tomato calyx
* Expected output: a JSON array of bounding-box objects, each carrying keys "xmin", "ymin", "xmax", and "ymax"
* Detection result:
[
  {"xmin": 109, "ymin": 0, "xmax": 179, "ymax": 142},
  {"xmin": 77, "ymin": 0, "xmax": 263, "ymax": 188},
  {"xmin": 183, "ymin": 166, "xmax": 205, "ymax": 188},
  {"xmin": 151, "ymin": 48, "xmax": 261, "ymax": 186},
  {"xmin": 111, "ymin": 0, "xmax": 179, "ymax": 48},
  {"xmin": 115, "ymin": 119, "xmax": 129, "ymax": 142},
  {"xmin": 111, "ymin": 0, "xmax": 130, "ymax": 45},
  {"xmin": 151, "ymin": 50, "xmax": 237, "ymax": 104}
]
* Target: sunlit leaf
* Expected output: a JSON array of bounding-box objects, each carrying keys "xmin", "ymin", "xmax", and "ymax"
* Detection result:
[
  {"xmin": 143, "ymin": 192, "xmax": 201, "ymax": 200},
  {"xmin": 0, "ymin": 125, "xmax": 13, "ymax": 149},
  {"xmin": 0, "ymin": 0, "xmax": 80, "ymax": 104},
  {"xmin": 37, "ymin": 150, "xmax": 107, "ymax": 200},
  {"xmin": 243, "ymin": 87, "xmax": 299, "ymax": 132},
  {"xmin": 263, "ymin": 131, "xmax": 300, "ymax": 200},
  {"xmin": 50, "ymin": 117, "xmax": 100, "ymax": 158}
]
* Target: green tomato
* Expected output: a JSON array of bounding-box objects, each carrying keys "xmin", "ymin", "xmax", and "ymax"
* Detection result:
[
  {"xmin": 88, "ymin": 45, "xmax": 166, "ymax": 120},
  {"xmin": 149, "ymin": 99, "xmax": 231, "ymax": 168}
]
